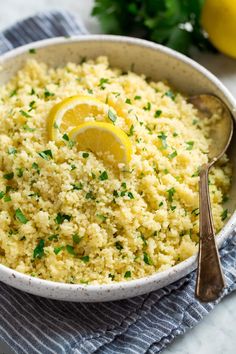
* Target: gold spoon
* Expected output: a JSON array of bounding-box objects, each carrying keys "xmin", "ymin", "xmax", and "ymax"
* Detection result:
[{"xmin": 188, "ymin": 94, "xmax": 234, "ymax": 302}]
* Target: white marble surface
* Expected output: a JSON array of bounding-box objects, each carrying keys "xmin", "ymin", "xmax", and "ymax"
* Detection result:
[{"xmin": 0, "ymin": 1, "xmax": 236, "ymax": 353}]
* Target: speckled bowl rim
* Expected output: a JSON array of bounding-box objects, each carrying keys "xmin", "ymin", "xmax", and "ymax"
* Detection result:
[{"xmin": 0, "ymin": 35, "xmax": 236, "ymax": 300}]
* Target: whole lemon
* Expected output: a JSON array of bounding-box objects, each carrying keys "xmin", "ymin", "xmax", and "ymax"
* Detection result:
[{"xmin": 201, "ymin": 0, "xmax": 236, "ymax": 58}]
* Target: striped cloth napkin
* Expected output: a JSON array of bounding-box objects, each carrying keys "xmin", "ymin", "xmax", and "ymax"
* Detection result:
[{"xmin": 0, "ymin": 10, "xmax": 236, "ymax": 354}]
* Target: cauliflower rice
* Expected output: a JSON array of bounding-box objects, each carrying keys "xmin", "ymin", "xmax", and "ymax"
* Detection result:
[{"xmin": 0, "ymin": 56, "xmax": 231, "ymax": 284}]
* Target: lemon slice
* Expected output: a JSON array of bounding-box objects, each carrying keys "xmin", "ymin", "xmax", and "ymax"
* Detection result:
[
  {"xmin": 47, "ymin": 95, "xmax": 110, "ymax": 140},
  {"xmin": 69, "ymin": 122, "xmax": 132, "ymax": 165}
]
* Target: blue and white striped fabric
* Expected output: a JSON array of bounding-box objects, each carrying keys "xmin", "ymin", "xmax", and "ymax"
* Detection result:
[{"xmin": 0, "ymin": 10, "xmax": 236, "ymax": 354}]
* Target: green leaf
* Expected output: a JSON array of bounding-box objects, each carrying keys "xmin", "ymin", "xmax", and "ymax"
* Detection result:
[
  {"xmin": 38, "ymin": 150, "xmax": 53, "ymax": 160},
  {"xmin": 166, "ymin": 27, "xmax": 191, "ymax": 55},
  {"xmin": 20, "ymin": 110, "xmax": 31, "ymax": 118},
  {"xmin": 221, "ymin": 209, "xmax": 228, "ymax": 221},
  {"xmin": 167, "ymin": 187, "xmax": 176, "ymax": 202},
  {"xmin": 66, "ymin": 245, "xmax": 76, "ymax": 255},
  {"xmin": 115, "ymin": 241, "xmax": 123, "ymax": 250},
  {"xmin": 99, "ymin": 170, "xmax": 108, "ymax": 181},
  {"xmin": 29, "ymin": 48, "xmax": 36, "ymax": 54},
  {"xmin": 54, "ymin": 246, "xmax": 64, "ymax": 255},
  {"xmin": 143, "ymin": 252, "xmax": 153, "ymax": 265},
  {"xmin": 55, "ymin": 213, "xmax": 71, "ymax": 224},
  {"xmin": 124, "ymin": 270, "xmax": 131, "ymax": 278},
  {"xmin": 48, "ymin": 234, "xmax": 59, "ymax": 241},
  {"xmin": 108, "ymin": 109, "xmax": 117, "ymax": 123},
  {"xmin": 81, "ymin": 255, "xmax": 90, "ymax": 263},
  {"xmin": 33, "ymin": 239, "xmax": 45, "ymax": 259},
  {"xmin": 73, "ymin": 233, "xmax": 82, "ymax": 244},
  {"xmin": 3, "ymin": 172, "xmax": 14, "ymax": 180},
  {"xmin": 15, "ymin": 208, "xmax": 28, "ymax": 224}
]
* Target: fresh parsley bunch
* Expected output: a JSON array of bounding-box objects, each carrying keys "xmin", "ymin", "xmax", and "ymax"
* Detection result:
[{"xmin": 92, "ymin": 0, "xmax": 214, "ymax": 55}]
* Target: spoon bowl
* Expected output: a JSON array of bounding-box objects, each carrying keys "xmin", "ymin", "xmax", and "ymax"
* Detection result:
[{"xmin": 188, "ymin": 94, "xmax": 234, "ymax": 302}]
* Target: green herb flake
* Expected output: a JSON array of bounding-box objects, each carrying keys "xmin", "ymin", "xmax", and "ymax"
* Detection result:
[
  {"xmin": 99, "ymin": 170, "xmax": 108, "ymax": 181},
  {"xmin": 127, "ymin": 192, "xmax": 134, "ymax": 199},
  {"xmin": 33, "ymin": 239, "xmax": 45, "ymax": 259},
  {"xmin": 125, "ymin": 98, "xmax": 132, "ymax": 104},
  {"xmin": 85, "ymin": 191, "xmax": 96, "ymax": 200},
  {"xmin": 54, "ymin": 246, "xmax": 64, "ymax": 255},
  {"xmin": 32, "ymin": 162, "xmax": 40, "ymax": 174},
  {"xmin": 167, "ymin": 187, "xmax": 176, "ymax": 202},
  {"xmin": 115, "ymin": 241, "xmax": 123, "ymax": 250},
  {"xmin": 168, "ymin": 150, "xmax": 177, "ymax": 160},
  {"xmin": 143, "ymin": 102, "xmax": 151, "ymax": 111},
  {"xmin": 186, "ymin": 141, "xmax": 194, "ymax": 150},
  {"xmin": 143, "ymin": 252, "xmax": 153, "ymax": 265},
  {"xmin": 108, "ymin": 108, "xmax": 117, "ymax": 123},
  {"xmin": 0, "ymin": 191, "xmax": 4, "ymax": 199},
  {"xmin": 29, "ymin": 101, "xmax": 36, "ymax": 111},
  {"xmin": 66, "ymin": 244, "xmax": 76, "ymax": 255},
  {"xmin": 29, "ymin": 48, "xmax": 36, "ymax": 54},
  {"xmin": 48, "ymin": 234, "xmax": 59, "ymax": 241},
  {"xmin": 134, "ymin": 95, "xmax": 141, "ymax": 100},
  {"xmin": 3, "ymin": 172, "xmax": 14, "ymax": 180},
  {"xmin": 173, "ymin": 132, "xmax": 178, "ymax": 137},
  {"xmin": 62, "ymin": 133, "xmax": 69, "ymax": 141},
  {"xmin": 113, "ymin": 190, "xmax": 119, "ymax": 198},
  {"xmin": 87, "ymin": 88, "xmax": 93, "ymax": 94},
  {"xmin": 72, "ymin": 182, "xmax": 83, "ymax": 191},
  {"xmin": 154, "ymin": 110, "xmax": 162, "ymax": 118},
  {"xmin": 81, "ymin": 255, "xmax": 90, "ymax": 263},
  {"xmin": 8, "ymin": 147, "xmax": 17, "ymax": 155},
  {"xmin": 15, "ymin": 208, "xmax": 28, "ymax": 224},
  {"xmin": 20, "ymin": 110, "xmax": 31, "ymax": 118},
  {"xmin": 165, "ymin": 90, "xmax": 175, "ymax": 100},
  {"xmin": 124, "ymin": 271, "xmax": 131, "ymax": 278},
  {"xmin": 159, "ymin": 201, "xmax": 164, "ymax": 207},
  {"xmin": 109, "ymin": 273, "xmax": 115, "ymax": 280},
  {"xmin": 72, "ymin": 233, "xmax": 81, "ymax": 244},
  {"xmin": 38, "ymin": 150, "xmax": 53, "ymax": 160},
  {"xmin": 44, "ymin": 90, "xmax": 55, "ymax": 99},
  {"xmin": 121, "ymin": 182, "xmax": 127, "ymax": 189},
  {"xmin": 71, "ymin": 164, "xmax": 76, "ymax": 171},
  {"xmin": 128, "ymin": 124, "xmax": 134, "ymax": 136},
  {"xmin": 9, "ymin": 89, "xmax": 17, "ymax": 97},
  {"xmin": 170, "ymin": 205, "xmax": 176, "ymax": 211},
  {"xmin": 82, "ymin": 152, "xmax": 89, "ymax": 158},
  {"xmin": 55, "ymin": 213, "xmax": 71, "ymax": 224},
  {"xmin": 96, "ymin": 214, "xmax": 107, "ymax": 222},
  {"xmin": 158, "ymin": 132, "xmax": 168, "ymax": 149},
  {"xmin": 192, "ymin": 208, "xmax": 200, "ymax": 216},
  {"xmin": 221, "ymin": 209, "xmax": 228, "ymax": 221},
  {"xmin": 98, "ymin": 78, "xmax": 110, "ymax": 89},
  {"xmin": 23, "ymin": 124, "xmax": 35, "ymax": 132},
  {"xmin": 4, "ymin": 195, "xmax": 11, "ymax": 202}
]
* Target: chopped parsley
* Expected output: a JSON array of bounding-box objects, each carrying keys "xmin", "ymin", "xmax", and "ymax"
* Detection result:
[
  {"xmin": 98, "ymin": 78, "xmax": 110, "ymax": 89},
  {"xmin": 9, "ymin": 89, "xmax": 17, "ymax": 97},
  {"xmin": 72, "ymin": 233, "xmax": 81, "ymax": 244},
  {"xmin": 134, "ymin": 95, "xmax": 141, "ymax": 100},
  {"xmin": 3, "ymin": 172, "xmax": 14, "ymax": 180},
  {"xmin": 124, "ymin": 271, "xmax": 131, "ymax": 278},
  {"xmin": 33, "ymin": 239, "xmax": 45, "ymax": 259},
  {"xmin": 192, "ymin": 208, "xmax": 200, "ymax": 216},
  {"xmin": 154, "ymin": 110, "xmax": 162, "ymax": 118},
  {"xmin": 125, "ymin": 98, "xmax": 132, "ymax": 104},
  {"xmin": 158, "ymin": 132, "xmax": 168, "ymax": 149},
  {"xmin": 159, "ymin": 201, "xmax": 164, "ymax": 207},
  {"xmin": 115, "ymin": 241, "xmax": 123, "ymax": 250},
  {"xmin": 54, "ymin": 246, "xmax": 64, "ymax": 255},
  {"xmin": 29, "ymin": 101, "xmax": 36, "ymax": 111},
  {"xmin": 221, "ymin": 209, "xmax": 228, "ymax": 221},
  {"xmin": 4, "ymin": 195, "xmax": 11, "ymax": 202},
  {"xmin": 85, "ymin": 191, "xmax": 96, "ymax": 200},
  {"xmin": 15, "ymin": 208, "xmax": 28, "ymax": 224},
  {"xmin": 38, "ymin": 150, "xmax": 53, "ymax": 160},
  {"xmin": 121, "ymin": 182, "xmax": 127, "ymax": 189},
  {"xmin": 143, "ymin": 252, "xmax": 153, "ymax": 265},
  {"xmin": 96, "ymin": 214, "xmax": 107, "ymax": 222},
  {"xmin": 8, "ymin": 147, "xmax": 17, "ymax": 155},
  {"xmin": 108, "ymin": 109, "xmax": 117, "ymax": 123},
  {"xmin": 62, "ymin": 133, "xmax": 69, "ymax": 141},
  {"xmin": 127, "ymin": 192, "xmax": 134, "ymax": 199},
  {"xmin": 82, "ymin": 152, "xmax": 89, "ymax": 158},
  {"xmin": 113, "ymin": 190, "xmax": 119, "ymax": 197},
  {"xmin": 81, "ymin": 255, "xmax": 90, "ymax": 263},
  {"xmin": 32, "ymin": 162, "xmax": 40, "ymax": 174},
  {"xmin": 44, "ymin": 90, "xmax": 55, "ymax": 99},
  {"xmin": 71, "ymin": 164, "xmax": 76, "ymax": 171},
  {"xmin": 29, "ymin": 48, "xmax": 36, "ymax": 54},
  {"xmin": 23, "ymin": 124, "xmax": 35, "ymax": 132},
  {"xmin": 48, "ymin": 234, "xmax": 59, "ymax": 241},
  {"xmin": 173, "ymin": 132, "xmax": 178, "ymax": 137},
  {"xmin": 128, "ymin": 124, "xmax": 134, "ymax": 136},
  {"xmin": 167, "ymin": 187, "xmax": 176, "ymax": 202},
  {"xmin": 99, "ymin": 170, "xmax": 108, "ymax": 181},
  {"xmin": 0, "ymin": 191, "xmax": 4, "ymax": 199},
  {"xmin": 168, "ymin": 150, "xmax": 177, "ymax": 160},
  {"xmin": 55, "ymin": 213, "xmax": 71, "ymax": 224},
  {"xmin": 186, "ymin": 141, "xmax": 194, "ymax": 150},
  {"xmin": 71, "ymin": 182, "xmax": 83, "ymax": 191},
  {"xmin": 143, "ymin": 102, "xmax": 151, "ymax": 111},
  {"xmin": 165, "ymin": 90, "xmax": 175, "ymax": 100},
  {"xmin": 20, "ymin": 110, "xmax": 31, "ymax": 118},
  {"xmin": 66, "ymin": 245, "xmax": 76, "ymax": 255},
  {"xmin": 170, "ymin": 205, "xmax": 176, "ymax": 211}
]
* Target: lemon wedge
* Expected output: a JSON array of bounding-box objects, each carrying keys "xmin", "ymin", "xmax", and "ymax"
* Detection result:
[
  {"xmin": 47, "ymin": 95, "xmax": 111, "ymax": 140},
  {"xmin": 69, "ymin": 122, "xmax": 132, "ymax": 165}
]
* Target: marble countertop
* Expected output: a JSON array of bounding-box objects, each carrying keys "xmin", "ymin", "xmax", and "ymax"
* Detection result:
[{"xmin": 0, "ymin": 1, "xmax": 236, "ymax": 353}]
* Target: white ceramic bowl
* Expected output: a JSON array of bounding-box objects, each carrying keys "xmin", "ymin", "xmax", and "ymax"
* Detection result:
[{"xmin": 0, "ymin": 35, "xmax": 236, "ymax": 302}]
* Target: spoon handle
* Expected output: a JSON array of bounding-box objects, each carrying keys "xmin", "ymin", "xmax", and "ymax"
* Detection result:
[{"xmin": 196, "ymin": 164, "xmax": 225, "ymax": 302}]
